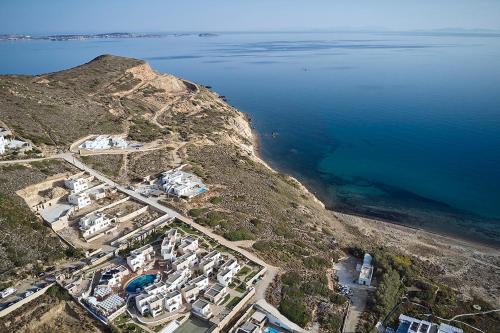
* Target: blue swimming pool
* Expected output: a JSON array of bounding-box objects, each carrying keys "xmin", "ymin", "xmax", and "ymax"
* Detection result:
[
  {"xmin": 126, "ymin": 274, "xmax": 156, "ymax": 293},
  {"xmin": 265, "ymin": 327, "xmax": 281, "ymax": 333}
]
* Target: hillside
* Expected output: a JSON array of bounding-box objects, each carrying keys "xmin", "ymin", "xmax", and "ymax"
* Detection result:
[{"xmin": 1, "ymin": 55, "xmax": 499, "ymax": 332}]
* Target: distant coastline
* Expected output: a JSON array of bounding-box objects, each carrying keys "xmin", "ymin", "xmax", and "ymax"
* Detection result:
[{"xmin": 0, "ymin": 32, "xmax": 219, "ymax": 42}]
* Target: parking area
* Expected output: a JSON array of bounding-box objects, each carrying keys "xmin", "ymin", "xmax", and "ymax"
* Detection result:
[{"xmin": 334, "ymin": 255, "xmax": 370, "ymax": 333}]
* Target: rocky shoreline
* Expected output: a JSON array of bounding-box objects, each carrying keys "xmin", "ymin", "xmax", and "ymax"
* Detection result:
[{"xmin": 244, "ymin": 110, "xmax": 500, "ymax": 308}]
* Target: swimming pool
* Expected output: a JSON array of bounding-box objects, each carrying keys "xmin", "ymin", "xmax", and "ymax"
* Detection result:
[
  {"xmin": 126, "ymin": 274, "xmax": 156, "ymax": 293},
  {"xmin": 265, "ymin": 327, "xmax": 281, "ymax": 333}
]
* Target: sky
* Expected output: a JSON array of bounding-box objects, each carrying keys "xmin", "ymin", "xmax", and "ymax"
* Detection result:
[{"xmin": 1, "ymin": 0, "xmax": 500, "ymax": 34}]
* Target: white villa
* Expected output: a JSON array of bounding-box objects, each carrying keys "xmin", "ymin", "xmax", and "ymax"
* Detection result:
[
  {"xmin": 135, "ymin": 282, "xmax": 183, "ymax": 318},
  {"xmin": 165, "ymin": 270, "xmax": 189, "ymax": 292},
  {"xmin": 0, "ymin": 130, "xmax": 32, "ymax": 155},
  {"xmin": 80, "ymin": 135, "xmax": 128, "ymax": 150},
  {"xmin": 97, "ymin": 265, "xmax": 129, "ymax": 289},
  {"xmin": 188, "ymin": 275, "xmax": 209, "ymax": 291},
  {"xmin": 127, "ymin": 245, "xmax": 155, "ymax": 272},
  {"xmin": 68, "ymin": 192, "xmax": 91, "ymax": 209},
  {"xmin": 358, "ymin": 253, "xmax": 374, "ymax": 286},
  {"xmin": 205, "ymin": 283, "xmax": 227, "ymax": 304},
  {"xmin": 79, "ymin": 212, "xmax": 114, "ymax": 239},
  {"xmin": 159, "ymin": 169, "xmax": 207, "ymax": 198},
  {"xmin": 216, "ymin": 258, "xmax": 240, "ymax": 286},
  {"xmin": 396, "ymin": 314, "xmax": 464, "ymax": 333},
  {"xmin": 181, "ymin": 284, "xmax": 200, "ymax": 303},
  {"xmin": 172, "ymin": 251, "xmax": 198, "ymax": 271},
  {"xmin": 161, "ymin": 229, "xmax": 179, "ymax": 261},
  {"xmin": 192, "ymin": 298, "xmax": 212, "ymax": 319},
  {"xmin": 87, "ymin": 293, "xmax": 126, "ymax": 319},
  {"xmin": 178, "ymin": 236, "xmax": 199, "ymax": 254},
  {"xmin": 199, "ymin": 250, "xmax": 221, "ymax": 275},
  {"xmin": 65, "ymin": 176, "xmax": 91, "ymax": 193}
]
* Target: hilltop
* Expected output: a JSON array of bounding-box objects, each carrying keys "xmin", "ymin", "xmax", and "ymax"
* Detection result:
[{"xmin": 0, "ymin": 55, "xmax": 499, "ymax": 332}]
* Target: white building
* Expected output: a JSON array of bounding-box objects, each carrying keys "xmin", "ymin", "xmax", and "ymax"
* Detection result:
[
  {"xmin": 159, "ymin": 169, "xmax": 207, "ymax": 198},
  {"xmin": 79, "ymin": 212, "xmax": 114, "ymax": 238},
  {"xmin": 181, "ymin": 284, "xmax": 200, "ymax": 303},
  {"xmin": 217, "ymin": 258, "xmax": 240, "ymax": 286},
  {"xmin": 178, "ymin": 236, "xmax": 199, "ymax": 254},
  {"xmin": 80, "ymin": 135, "xmax": 129, "ymax": 150},
  {"xmin": 161, "ymin": 229, "xmax": 179, "ymax": 261},
  {"xmin": 86, "ymin": 294, "xmax": 126, "ymax": 318},
  {"xmin": 68, "ymin": 192, "xmax": 91, "ymax": 209},
  {"xmin": 192, "ymin": 298, "xmax": 212, "ymax": 319},
  {"xmin": 188, "ymin": 275, "xmax": 209, "ymax": 291},
  {"xmin": 397, "ymin": 314, "xmax": 464, "ymax": 333},
  {"xmin": 358, "ymin": 253, "xmax": 374, "ymax": 286},
  {"xmin": 0, "ymin": 136, "xmax": 5, "ymax": 155},
  {"xmin": 205, "ymin": 283, "xmax": 227, "ymax": 304},
  {"xmin": 165, "ymin": 270, "xmax": 189, "ymax": 292},
  {"xmin": 164, "ymin": 291, "xmax": 183, "ymax": 312},
  {"xmin": 135, "ymin": 283, "xmax": 183, "ymax": 317},
  {"xmin": 172, "ymin": 251, "xmax": 198, "ymax": 271},
  {"xmin": 127, "ymin": 245, "xmax": 155, "ymax": 272},
  {"xmin": 65, "ymin": 176, "xmax": 90, "ymax": 193},
  {"xmin": 97, "ymin": 265, "xmax": 129, "ymax": 288},
  {"xmin": 199, "ymin": 250, "xmax": 221, "ymax": 275}
]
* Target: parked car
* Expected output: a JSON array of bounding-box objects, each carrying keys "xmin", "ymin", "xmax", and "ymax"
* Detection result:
[{"xmin": 0, "ymin": 287, "xmax": 17, "ymax": 299}]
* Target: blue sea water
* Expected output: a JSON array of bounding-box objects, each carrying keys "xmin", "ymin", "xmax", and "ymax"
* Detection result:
[{"xmin": 1, "ymin": 32, "xmax": 500, "ymax": 245}]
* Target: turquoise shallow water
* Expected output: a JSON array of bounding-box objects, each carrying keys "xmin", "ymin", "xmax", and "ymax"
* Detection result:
[{"xmin": 1, "ymin": 32, "xmax": 499, "ymax": 245}]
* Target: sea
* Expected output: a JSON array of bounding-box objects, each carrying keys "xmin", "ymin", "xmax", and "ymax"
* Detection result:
[{"xmin": 1, "ymin": 31, "xmax": 500, "ymax": 246}]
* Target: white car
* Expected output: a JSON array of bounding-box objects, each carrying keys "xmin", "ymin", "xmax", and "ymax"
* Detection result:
[
  {"xmin": 0, "ymin": 287, "xmax": 17, "ymax": 299},
  {"xmin": 23, "ymin": 291, "xmax": 34, "ymax": 297}
]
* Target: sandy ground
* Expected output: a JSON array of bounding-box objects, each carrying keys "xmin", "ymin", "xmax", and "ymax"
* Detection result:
[{"xmin": 335, "ymin": 212, "xmax": 500, "ymax": 307}]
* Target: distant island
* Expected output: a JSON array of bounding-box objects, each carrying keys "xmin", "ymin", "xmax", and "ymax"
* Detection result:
[{"xmin": 0, "ymin": 32, "xmax": 219, "ymax": 41}]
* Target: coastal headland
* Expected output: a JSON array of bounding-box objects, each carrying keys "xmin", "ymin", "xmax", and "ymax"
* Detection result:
[{"xmin": 0, "ymin": 55, "xmax": 498, "ymax": 332}]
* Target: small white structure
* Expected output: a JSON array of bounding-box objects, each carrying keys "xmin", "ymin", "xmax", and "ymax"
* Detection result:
[
  {"xmin": 135, "ymin": 282, "xmax": 183, "ymax": 318},
  {"xmin": 188, "ymin": 275, "xmax": 209, "ymax": 291},
  {"xmin": 237, "ymin": 322, "xmax": 260, "ymax": 333},
  {"xmin": 79, "ymin": 212, "xmax": 114, "ymax": 238},
  {"xmin": 161, "ymin": 229, "xmax": 179, "ymax": 261},
  {"xmin": 86, "ymin": 293, "xmax": 126, "ymax": 319},
  {"xmin": 159, "ymin": 169, "xmax": 207, "ymax": 198},
  {"xmin": 80, "ymin": 135, "xmax": 129, "ymax": 150},
  {"xmin": 199, "ymin": 250, "xmax": 221, "ymax": 275},
  {"xmin": 97, "ymin": 265, "xmax": 129, "ymax": 288},
  {"xmin": 166, "ymin": 270, "xmax": 189, "ymax": 291},
  {"xmin": 178, "ymin": 236, "xmax": 199, "ymax": 254},
  {"xmin": 192, "ymin": 298, "xmax": 212, "ymax": 319},
  {"xmin": 0, "ymin": 136, "xmax": 5, "ymax": 155},
  {"xmin": 217, "ymin": 258, "xmax": 240, "ymax": 286},
  {"xmin": 358, "ymin": 253, "xmax": 374, "ymax": 286},
  {"xmin": 181, "ymin": 284, "xmax": 200, "ymax": 303},
  {"xmin": 68, "ymin": 192, "xmax": 91, "ymax": 209},
  {"xmin": 127, "ymin": 245, "xmax": 155, "ymax": 272},
  {"xmin": 396, "ymin": 314, "xmax": 464, "ymax": 333},
  {"xmin": 172, "ymin": 251, "xmax": 198, "ymax": 272},
  {"xmin": 65, "ymin": 176, "xmax": 91, "ymax": 193},
  {"xmin": 205, "ymin": 283, "xmax": 227, "ymax": 304},
  {"xmin": 0, "ymin": 131, "xmax": 32, "ymax": 155}
]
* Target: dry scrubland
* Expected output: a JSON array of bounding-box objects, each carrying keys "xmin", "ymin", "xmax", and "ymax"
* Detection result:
[{"xmin": 0, "ymin": 55, "xmax": 498, "ymax": 332}]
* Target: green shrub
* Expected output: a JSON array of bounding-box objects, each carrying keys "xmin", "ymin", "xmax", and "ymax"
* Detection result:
[
  {"xmin": 210, "ymin": 196, "xmax": 223, "ymax": 204},
  {"xmin": 224, "ymin": 228, "xmax": 255, "ymax": 241},
  {"xmin": 303, "ymin": 255, "xmax": 329, "ymax": 270}
]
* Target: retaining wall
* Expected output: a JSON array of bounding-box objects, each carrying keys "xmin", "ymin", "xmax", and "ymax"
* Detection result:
[{"xmin": 0, "ymin": 282, "xmax": 55, "ymax": 318}]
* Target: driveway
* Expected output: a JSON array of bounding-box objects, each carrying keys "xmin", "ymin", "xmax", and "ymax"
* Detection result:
[{"xmin": 335, "ymin": 256, "xmax": 371, "ymax": 333}]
